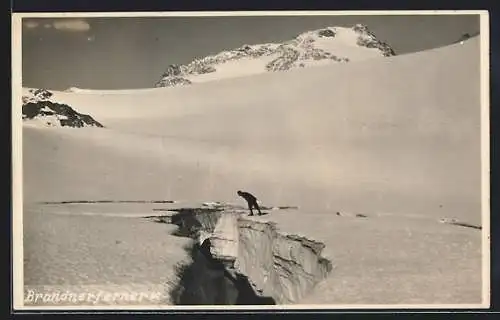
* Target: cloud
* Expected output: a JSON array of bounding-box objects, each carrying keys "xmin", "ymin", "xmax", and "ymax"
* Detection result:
[
  {"xmin": 23, "ymin": 18, "xmax": 91, "ymax": 32},
  {"xmin": 52, "ymin": 19, "xmax": 90, "ymax": 32},
  {"xmin": 23, "ymin": 20, "xmax": 39, "ymax": 29}
]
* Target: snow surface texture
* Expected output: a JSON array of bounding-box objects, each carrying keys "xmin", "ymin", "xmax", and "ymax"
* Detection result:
[
  {"xmin": 154, "ymin": 24, "xmax": 396, "ymax": 88},
  {"xmin": 23, "ymin": 203, "xmax": 191, "ymax": 306},
  {"xmin": 21, "ymin": 32, "xmax": 483, "ymax": 306}
]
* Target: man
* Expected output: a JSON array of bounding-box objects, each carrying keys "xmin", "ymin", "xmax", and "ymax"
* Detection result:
[{"xmin": 237, "ymin": 190, "xmax": 262, "ymax": 216}]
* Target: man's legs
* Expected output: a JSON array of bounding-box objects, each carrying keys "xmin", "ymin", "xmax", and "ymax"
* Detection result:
[
  {"xmin": 248, "ymin": 202, "xmax": 254, "ymax": 216},
  {"xmin": 254, "ymin": 201, "xmax": 262, "ymax": 216}
]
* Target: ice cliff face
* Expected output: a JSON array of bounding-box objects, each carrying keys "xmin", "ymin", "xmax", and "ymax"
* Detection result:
[
  {"xmin": 155, "ymin": 24, "xmax": 396, "ymax": 88},
  {"xmin": 22, "ymin": 88, "xmax": 104, "ymax": 128},
  {"xmin": 162, "ymin": 209, "xmax": 332, "ymax": 305},
  {"xmin": 235, "ymin": 218, "xmax": 332, "ymax": 304}
]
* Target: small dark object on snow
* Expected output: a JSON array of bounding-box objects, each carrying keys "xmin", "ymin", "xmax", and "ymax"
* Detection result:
[{"xmin": 237, "ymin": 190, "xmax": 262, "ymax": 216}]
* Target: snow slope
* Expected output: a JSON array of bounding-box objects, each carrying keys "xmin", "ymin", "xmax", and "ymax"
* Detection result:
[
  {"xmin": 21, "ymin": 35, "xmax": 484, "ymax": 305},
  {"xmin": 23, "ymin": 36, "xmax": 481, "ymax": 222}
]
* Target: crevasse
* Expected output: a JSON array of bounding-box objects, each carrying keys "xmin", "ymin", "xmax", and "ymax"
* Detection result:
[{"xmin": 163, "ymin": 209, "xmax": 333, "ymax": 305}]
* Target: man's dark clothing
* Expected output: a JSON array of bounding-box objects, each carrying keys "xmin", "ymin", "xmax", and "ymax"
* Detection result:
[{"xmin": 237, "ymin": 191, "xmax": 262, "ymax": 216}]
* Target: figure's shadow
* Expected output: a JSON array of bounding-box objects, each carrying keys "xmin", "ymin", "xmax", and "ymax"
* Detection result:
[{"xmin": 246, "ymin": 211, "xmax": 270, "ymax": 217}]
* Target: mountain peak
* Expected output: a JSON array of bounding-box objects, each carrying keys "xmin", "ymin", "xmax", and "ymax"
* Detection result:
[
  {"xmin": 155, "ymin": 24, "xmax": 396, "ymax": 88},
  {"xmin": 22, "ymin": 88, "xmax": 54, "ymax": 104},
  {"xmin": 352, "ymin": 23, "xmax": 370, "ymax": 33},
  {"xmin": 453, "ymin": 31, "xmax": 480, "ymax": 44},
  {"xmin": 21, "ymin": 88, "xmax": 104, "ymax": 128}
]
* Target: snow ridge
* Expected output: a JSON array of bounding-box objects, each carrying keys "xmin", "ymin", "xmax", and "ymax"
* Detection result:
[{"xmin": 155, "ymin": 24, "xmax": 396, "ymax": 87}]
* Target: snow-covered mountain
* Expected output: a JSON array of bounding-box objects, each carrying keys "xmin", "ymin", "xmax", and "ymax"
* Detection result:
[
  {"xmin": 22, "ymin": 88, "xmax": 104, "ymax": 128},
  {"xmin": 155, "ymin": 24, "xmax": 396, "ymax": 87},
  {"xmin": 454, "ymin": 31, "xmax": 480, "ymax": 44},
  {"xmin": 21, "ymin": 34, "xmax": 483, "ymax": 305}
]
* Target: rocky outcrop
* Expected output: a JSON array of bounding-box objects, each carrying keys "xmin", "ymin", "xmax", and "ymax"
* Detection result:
[
  {"xmin": 353, "ymin": 24, "xmax": 396, "ymax": 57},
  {"xmin": 317, "ymin": 28, "xmax": 336, "ymax": 38},
  {"xmin": 154, "ymin": 77, "xmax": 192, "ymax": 88},
  {"xmin": 23, "ymin": 88, "xmax": 54, "ymax": 102},
  {"xmin": 22, "ymin": 88, "xmax": 104, "ymax": 128},
  {"xmin": 155, "ymin": 24, "xmax": 395, "ymax": 87},
  {"xmin": 453, "ymin": 31, "xmax": 480, "ymax": 44},
  {"xmin": 22, "ymin": 101, "xmax": 104, "ymax": 128},
  {"xmin": 265, "ymin": 47, "xmax": 301, "ymax": 72}
]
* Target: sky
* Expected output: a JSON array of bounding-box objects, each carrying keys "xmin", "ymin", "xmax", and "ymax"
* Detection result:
[{"xmin": 20, "ymin": 14, "xmax": 480, "ymax": 90}]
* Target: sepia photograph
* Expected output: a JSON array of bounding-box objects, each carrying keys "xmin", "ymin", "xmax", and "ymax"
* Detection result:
[{"xmin": 12, "ymin": 11, "xmax": 490, "ymax": 309}]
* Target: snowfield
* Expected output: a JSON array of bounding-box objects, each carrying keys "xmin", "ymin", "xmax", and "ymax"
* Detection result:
[{"xmin": 19, "ymin": 34, "xmax": 486, "ymax": 307}]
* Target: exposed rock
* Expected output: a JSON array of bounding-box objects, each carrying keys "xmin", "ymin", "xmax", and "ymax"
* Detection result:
[
  {"xmin": 353, "ymin": 24, "xmax": 396, "ymax": 57},
  {"xmin": 453, "ymin": 31, "xmax": 480, "ymax": 44},
  {"xmin": 155, "ymin": 24, "xmax": 396, "ymax": 87},
  {"xmin": 317, "ymin": 28, "xmax": 336, "ymax": 38},
  {"xmin": 22, "ymin": 101, "xmax": 104, "ymax": 128},
  {"xmin": 265, "ymin": 47, "xmax": 300, "ymax": 72},
  {"xmin": 154, "ymin": 76, "xmax": 192, "ymax": 88},
  {"xmin": 22, "ymin": 88, "xmax": 104, "ymax": 128}
]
